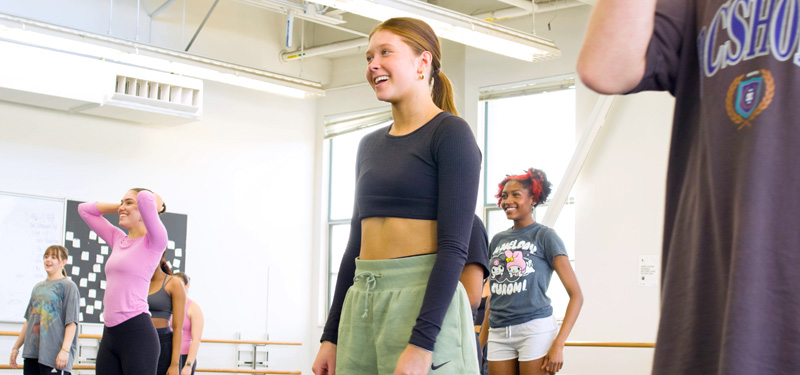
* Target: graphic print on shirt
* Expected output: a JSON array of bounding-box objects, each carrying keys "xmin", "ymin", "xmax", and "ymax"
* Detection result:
[
  {"xmin": 490, "ymin": 238, "xmax": 536, "ymax": 295},
  {"xmin": 725, "ymin": 69, "xmax": 775, "ymax": 129},
  {"xmin": 697, "ymin": 0, "xmax": 796, "ymax": 128},
  {"xmin": 28, "ymin": 283, "xmax": 64, "ymax": 351}
]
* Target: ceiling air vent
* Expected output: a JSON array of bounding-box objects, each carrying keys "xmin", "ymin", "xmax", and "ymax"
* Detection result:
[{"xmin": 78, "ymin": 66, "xmax": 203, "ymax": 124}]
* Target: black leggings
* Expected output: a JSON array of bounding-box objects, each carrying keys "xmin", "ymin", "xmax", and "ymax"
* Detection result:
[
  {"xmin": 156, "ymin": 328, "xmax": 174, "ymax": 375},
  {"xmin": 23, "ymin": 358, "xmax": 71, "ymax": 375},
  {"xmin": 96, "ymin": 313, "xmax": 160, "ymax": 375}
]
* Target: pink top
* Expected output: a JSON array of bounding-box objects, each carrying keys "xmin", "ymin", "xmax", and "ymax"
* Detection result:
[
  {"xmin": 78, "ymin": 191, "xmax": 168, "ymax": 327},
  {"xmin": 181, "ymin": 299, "xmax": 193, "ymax": 355}
]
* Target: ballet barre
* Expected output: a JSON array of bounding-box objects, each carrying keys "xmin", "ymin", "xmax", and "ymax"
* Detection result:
[
  {"xmin": 0, "ymin": 331, "xmax": 301, "ymax": 346},
  {"xmin": 1, "ymin": 331, "xmax": 302, "ymax": 374},
  {"xmin": 565, "ymin": 341, "xmax": 655, "ymax": 348},
  {"xmin": 0, "ymin": 364, "xmax": 300, "ymax": 373}
]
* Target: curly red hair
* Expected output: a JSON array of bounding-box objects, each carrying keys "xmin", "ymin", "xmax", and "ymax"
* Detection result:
[{"xmin": 495, "ymin": 168, "xmax": 552, "ymax": 207}]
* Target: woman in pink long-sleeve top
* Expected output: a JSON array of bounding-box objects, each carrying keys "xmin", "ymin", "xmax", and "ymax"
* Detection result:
[{"xmin": 78, "ymin": 188, "xmax": 168, "ymax": 375}]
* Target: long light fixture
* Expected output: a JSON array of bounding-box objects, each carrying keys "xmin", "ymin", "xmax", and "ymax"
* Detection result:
[
  {"xmin": 305, "ymin": 0, "xmax": 560, "ymax": 62},
  {"xmin": 0, "ymin": 17, "xmax": 324, "ymax": 99}
]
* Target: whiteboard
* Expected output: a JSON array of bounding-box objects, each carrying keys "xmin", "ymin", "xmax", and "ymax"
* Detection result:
[{"xmin": 0, "ymin": 192, "xmax": 65, "ymax": 322}]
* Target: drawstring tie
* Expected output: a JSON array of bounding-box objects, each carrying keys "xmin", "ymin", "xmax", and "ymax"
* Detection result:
[{"xmin": 353, "ymin": 272, "xmax": 381, "ymax": 318}]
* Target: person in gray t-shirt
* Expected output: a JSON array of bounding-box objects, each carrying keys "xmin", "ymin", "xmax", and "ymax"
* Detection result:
[
  {"xmin": 480, "ymin": 169, "xmax": 582, "ymax": 375},
  {"xmin": 578, "ymin": 1, "xmax": 800, "ymax": 373},
  {"xmin": 9, "ymin": 245, "xmax": 80, "ymax": 374}
]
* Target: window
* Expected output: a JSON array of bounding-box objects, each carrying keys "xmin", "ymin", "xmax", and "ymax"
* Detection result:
[
  {"xmin": 324, "ymin": 108, "xmax": 391, "ymax": 310},
  {"xmin": 480, "ymin": 75, "xmax": 576, "ymax": 320}
]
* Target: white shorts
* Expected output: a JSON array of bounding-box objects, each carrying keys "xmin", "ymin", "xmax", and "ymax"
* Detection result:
[{"xmin": 486, "ymin": 315, "xmax": 559, "ymax": 362}]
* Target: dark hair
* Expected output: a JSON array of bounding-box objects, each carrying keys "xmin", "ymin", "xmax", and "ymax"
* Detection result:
[
  {"xmin": 174, "ymin": 272, "xmax": 190, "ymax": 285},
  {"xmin": 129, "ymin": 188, "xmax": 167, "ymax": 214},
  {"xmin": 370, "ymin": 17, "xmax": 458, "ymax": 116},
  {"xmin": 495, "ymin": 168, "xmax": 552, "ymax": 207},
  {"xmin": 44, "ymin": 245, "xmax": 69, "ymax": 277},
  {"xmin": 157, "ymin": 251, "xmax": 173, "ymax": 275}
]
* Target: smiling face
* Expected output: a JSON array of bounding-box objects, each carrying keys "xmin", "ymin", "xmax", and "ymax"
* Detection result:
[
  {"xmin": 118, "ymin": 190, "xmax": 143, "ymax": 229},
  {"xmin": 43, "ymin": 248, "xmax": 67, "ymax": 277},
  {"xmin": 365, "ymin": 30, "xmax": 429, "ymax": 104},
  {"xmin": 500, "ymin": 180, "xmax": 535, "ymax": 222}
]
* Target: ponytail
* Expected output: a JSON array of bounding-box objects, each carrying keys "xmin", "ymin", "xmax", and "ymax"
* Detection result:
[
  {"xmin": 371, "ymin": 18, "xmax": 459, "ymax": 115},
  {"xmin": 432, "ymin": 70, "xmax": 458, "ymax": 116}
]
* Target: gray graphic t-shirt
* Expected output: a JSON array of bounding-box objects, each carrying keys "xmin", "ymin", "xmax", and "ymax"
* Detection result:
[
  {"xmin": 487, "ymin": 222, "xmax": 567, "ymax": 329},
  {"xmin": 22, "ymin": 277, "xmax": 80, "ymax": 371}
]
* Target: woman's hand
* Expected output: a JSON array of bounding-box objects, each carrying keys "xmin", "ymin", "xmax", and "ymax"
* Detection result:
[
  {"xmin": 312, "ymin": 341, "xmax": 337, "ymax": 375},
  {"xmin": 182, "ymin": 363, "xmax": 193, "ymax": 375},
  {"xmin": 55, "ymin": 349, "xmax": 69, "ymax": 369},
  {"xmin": 166, "ymin": 363, "xmax": 180, "ymax": 375},
  {"xmin": 541, "ymin": 343, "xmax": 564, "ymax": 373},
  {"xmin": 9, "ymin": 348, "xmax": 19, "ymax": 368},
  {"xmin": 394, "ymin": 345, "xmax": 432, "ymax": 375}
]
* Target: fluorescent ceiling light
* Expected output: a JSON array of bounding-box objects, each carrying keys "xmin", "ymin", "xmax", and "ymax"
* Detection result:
[
  {"xmin": 0, "ymin": 24, "xmax": 323, "ymax": 99},
  {"xmin": 235, "ymin": 0, "xmax": 347, "ymax": 26},
  {"xmin": 306, "ymin": 0, "xmax": 560, "ymax": 62}
]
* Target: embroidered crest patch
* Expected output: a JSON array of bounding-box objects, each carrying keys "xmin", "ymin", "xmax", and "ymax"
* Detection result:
[{"xmin": 725, "ymin": 69, "xmax": 774, "ymax": 129}]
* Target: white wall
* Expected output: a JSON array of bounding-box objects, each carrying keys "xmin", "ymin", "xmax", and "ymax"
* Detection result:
[
  {"xmin": 0, "ymin": 78, "xmax": 317, "ymax": 373},
  {"xmin": 0, "ymin": 1, "xmax": 322, "ymax": 373}
]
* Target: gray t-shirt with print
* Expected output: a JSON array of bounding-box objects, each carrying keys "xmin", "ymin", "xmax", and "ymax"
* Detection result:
[
  {"xmin": 22, "ymin": 277, "xmax": 80, "ymax": 371},
  {"xmin": 629, "ymin": 0, "xmax": 800, "ymax": 373},
  {"xmin": 487, "ymin": 222, "xmax": 567, "ymax": 329}
]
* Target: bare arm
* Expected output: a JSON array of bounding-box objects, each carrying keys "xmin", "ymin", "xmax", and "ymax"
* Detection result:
[
  {"xmin": 478, "ymin": 290, "xmax": 490, "ymax": 349},
  {"xmin": 9, "ymin": 321, "xmax": 27, "ymax": 368},
  {"xmin": 55, "ymin": 322, "xmax": 77, "ymax": 369},
  {"xmin": 460, "ymin": 264, "xmax": 485, "ymax": 311},
  {"xmin": 185, "ymin": 303, "xmax": 204, "ymax": 364},
  {"xmin": 168, "ymin": 278, "xmax": 186, "ymax": 375},
  {"xmin": 577, "ymin": 0, "xmax": 658, "ymax": 94},
  {"xmin": 541, "ymin": 255, "xmax": 584, "ymax": 373}
]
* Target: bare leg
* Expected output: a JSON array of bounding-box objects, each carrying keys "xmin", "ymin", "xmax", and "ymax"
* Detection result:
[
  {"xmin": 489, "ymin": 359, "xmax": 520, "ymax": 375},
  {"xmin": 519, "ymin": 357, "xmax": 549, "ymax": 375}
]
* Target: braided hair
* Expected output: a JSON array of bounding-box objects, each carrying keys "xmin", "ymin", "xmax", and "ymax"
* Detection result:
[{"xmin": 495, "ymin": 168, "xmax": 553, "ymax": 208}]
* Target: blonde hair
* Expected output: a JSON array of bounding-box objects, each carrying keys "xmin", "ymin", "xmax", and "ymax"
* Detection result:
[
  {"xmin": 370, "ymin": 17, "xmax": 458, "ymax": 116},
  {"xmin": 44, "ymin": 245, "xmax": 69, "ymax": 277}
]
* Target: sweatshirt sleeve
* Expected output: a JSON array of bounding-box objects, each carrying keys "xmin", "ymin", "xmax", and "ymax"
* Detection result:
[
  {"xmin": 77, "ymin": 202, "xmax": 124, "ymax": 246},
  {"xmin": 408, "ymin": 116, "xmax": 482, "ymax": 351}
]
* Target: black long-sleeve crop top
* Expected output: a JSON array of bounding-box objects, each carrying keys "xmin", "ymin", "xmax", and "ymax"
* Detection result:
[{"xmin": 321, "ymin": 111, "xmax": 482, "ymax": 351}]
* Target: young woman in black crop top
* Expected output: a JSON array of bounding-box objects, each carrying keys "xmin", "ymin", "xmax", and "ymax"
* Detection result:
[
  {"xmin": 313, "ymin": 17, "xmax": 482, "ymax": 375},
  {"xmin": 148, "ymin": 254, "xmax": 185, "ymax": 375}
]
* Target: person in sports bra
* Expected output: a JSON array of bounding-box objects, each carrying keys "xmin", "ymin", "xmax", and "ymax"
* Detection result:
[{"xmin": 148, "ymin": 255, "xmax": 185, "ymax": 375}]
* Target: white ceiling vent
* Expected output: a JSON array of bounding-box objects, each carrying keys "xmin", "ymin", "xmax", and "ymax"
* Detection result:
[
  {"xmin": 77, "ymin": 66, "xmax": 203, "ymax": 124},
  {"xmin": 0, "ymin": 39, "xmax": 203, "ymax": 125}
]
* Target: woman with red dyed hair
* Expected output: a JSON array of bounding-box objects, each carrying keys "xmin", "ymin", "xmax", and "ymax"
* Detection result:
[
  {"xmin": 313, "ymin": 17, "xmax": 481, "ymax": 375},
  {"xmin": 479, "ymin": 169, "xmax": 582, "ymax": 375}
]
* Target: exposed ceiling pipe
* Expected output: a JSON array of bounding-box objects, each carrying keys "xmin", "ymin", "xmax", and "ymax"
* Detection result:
[
  {"xmin": 497, "ymin": 0, "xmax": 534, "ymax": 11},
  {"xmin": 476, "ymin": 0, "xmax": 586, "ymax": 20},
  {"xmin": 281, "ymin": 37, "xmax": 368, "ymax": 61}
]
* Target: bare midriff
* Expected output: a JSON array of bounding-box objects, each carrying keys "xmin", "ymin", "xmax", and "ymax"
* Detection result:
[
  {"xmin": 359, "ymin": 217, "xmax": 437, "ymax": 260},
  {"xmin": 151, "ymin": 317, "xmax": 170, "ymax": 329}
]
